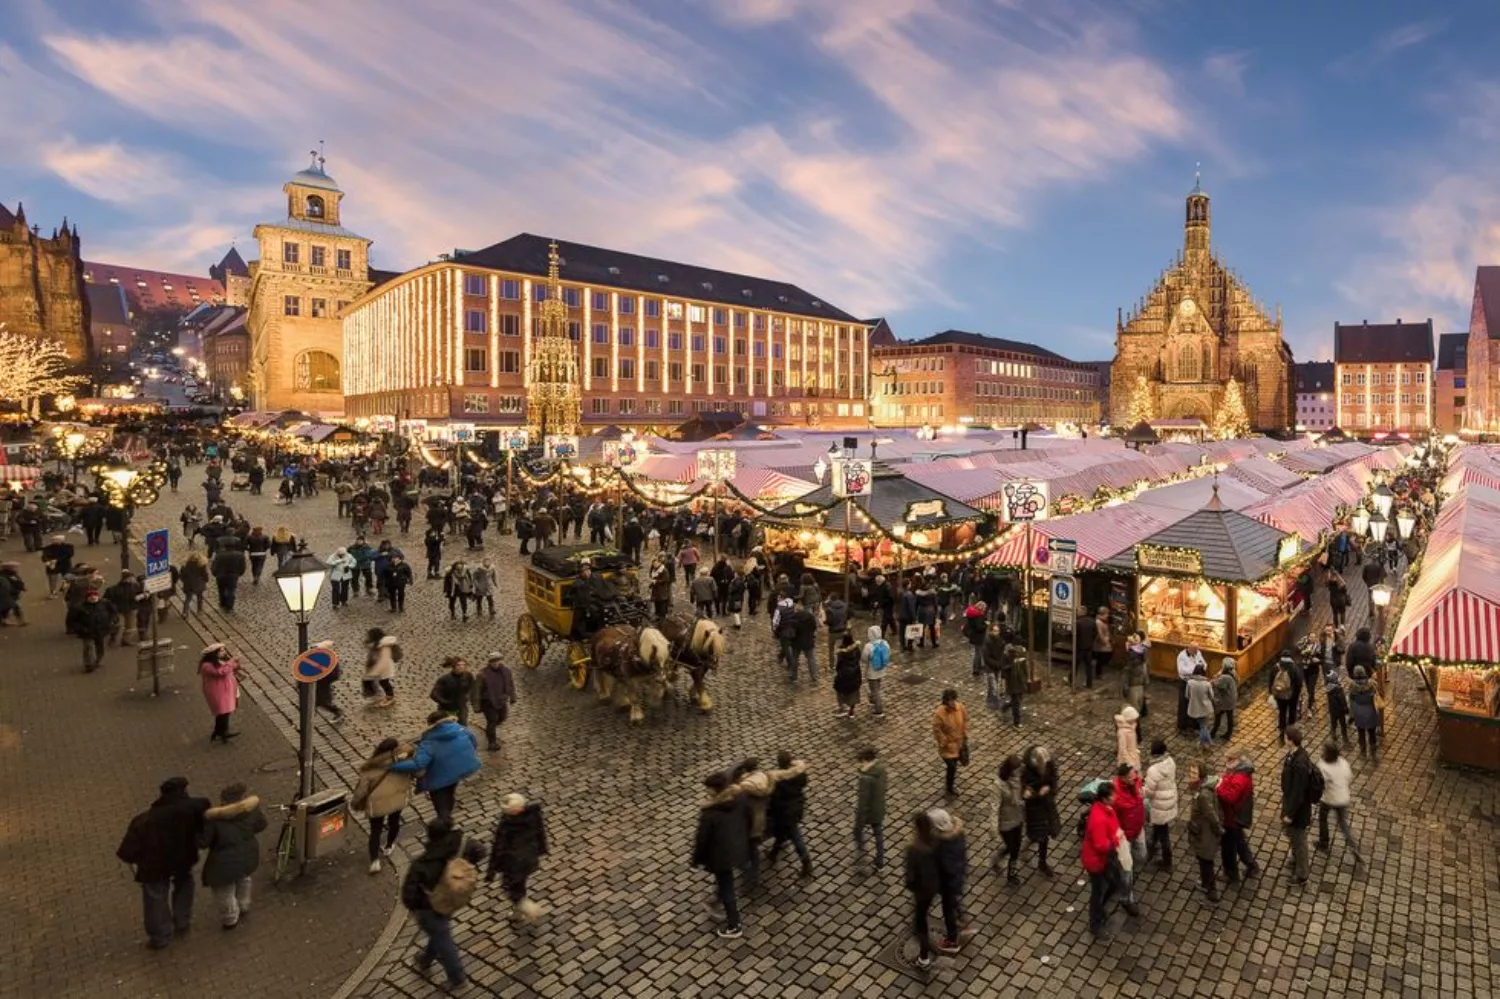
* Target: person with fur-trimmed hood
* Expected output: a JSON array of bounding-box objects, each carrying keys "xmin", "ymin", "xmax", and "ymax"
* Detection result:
[
  {"xmin": 351, "ymin": 737, "xmax": 415, "ymax": 874},
  {"xmin": 198, "ymin": 783, "xmax": 267, "ymax": 928},
  {"xmin": 693, "ymin": 771, "xmax": 749, "ymax": 940},
  {"xmin": 765, "ymin": 751, "xmax": 813, "ymax": 879},
  {"xmin": 730, "ymin": 758, "xmax": 774, "ymax": 885},
  {"xmin": 1020, "ymin": 744, "xmax": 1061, "ymax": 876},
  {"xmin": 928, "ymin": 807, "xmax": 968, "ymax": 954},
  {"xmin": 486, "ymin": 792, "xmax": 550, "ymax": 923}
]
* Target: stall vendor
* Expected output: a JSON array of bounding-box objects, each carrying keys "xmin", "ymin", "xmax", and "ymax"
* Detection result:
[{"xmin": 1176, "ymin": 642, "xmax": 1206, "ymax": 732}]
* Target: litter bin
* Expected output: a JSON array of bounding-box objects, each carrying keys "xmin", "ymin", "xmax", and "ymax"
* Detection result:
[{"xmin": 295, "ymin": 788, "xmax": 351, "ymax": 861}]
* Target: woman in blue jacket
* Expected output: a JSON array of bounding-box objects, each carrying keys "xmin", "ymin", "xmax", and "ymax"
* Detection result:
[{"xmin": 389, "ymin": 712, "xmax": 482, "ymax": 824}]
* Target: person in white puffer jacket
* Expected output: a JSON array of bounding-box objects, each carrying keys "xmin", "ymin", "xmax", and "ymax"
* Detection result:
[
  {"xmin": 1142, "ymin": 739, "xmax": 1178, "ymax": 871},
  {"xmin": 1315, "ymin": 741, "xmax": 1362, "ymax": 865}
]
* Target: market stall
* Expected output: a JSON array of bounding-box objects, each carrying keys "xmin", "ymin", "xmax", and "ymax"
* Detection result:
[{"xmin": 1100, "ymin": 490, "xmax": 1307, "ymax": 683}]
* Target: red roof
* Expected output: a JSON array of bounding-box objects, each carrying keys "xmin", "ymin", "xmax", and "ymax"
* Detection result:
[{"xmin": 83, "ymin": 260, "xmax": 225, "ymax": 313}]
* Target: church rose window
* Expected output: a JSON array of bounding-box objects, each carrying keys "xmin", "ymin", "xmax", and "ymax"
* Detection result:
[{"xmin": 295, "ymin": 350, "xmax": 340, "ymax": 392}]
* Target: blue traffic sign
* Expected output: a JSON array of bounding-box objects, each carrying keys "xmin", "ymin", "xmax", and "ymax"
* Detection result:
[
  {"xmin": 144, "ymin": 529, "xmax": 171, "ymax": 593},
  {"xmin": 293, "ymin": 647, "xmax": 339, "ymax": 684}
]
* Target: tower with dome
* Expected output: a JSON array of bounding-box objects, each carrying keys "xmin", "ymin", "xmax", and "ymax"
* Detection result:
[
  {"xmin": 1109, "ymin": 176, "xmax": 1294, "ymax": 431},
  {"xmin": 246, "ymin": 149, "xmax": 372, "ymax": 415}
]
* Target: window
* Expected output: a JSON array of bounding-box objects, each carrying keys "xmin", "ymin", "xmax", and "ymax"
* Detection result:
[
  {"xmin": 692, "ymin": 363, "xmax": 706, "ymax": 382},
  {"xmin": 592, "ymin": 324, "xmax": 609, "ymax": 344},
  {"xmin": 465, "ymin": 347, "xmax": 487, "ymax": 372},
  {"xmin": 618, "ymin": 398, "xmax": 636, "ymax": 415},
  {"xmin": 689, "ymin": 305, "xmax": 706, "ymax": 323},
  {"xmin": 1455, "ymin": 376, "xmax": 1467, "ymax": 389},
  {"xmin": 499, "ymin": 350, "xmax": 521, "ymax": 374},
  {"xmin": 1342, "ymin": 372, "xmax": 1352, "ymax": 385},
  {"xmin": 645, "ymin": 300, "xmax": 660, "ymax": 318},
  {"xmin": 283, "ymin": 295, "xmax": 300, "ymax": 316},
  {"xmin": 753, "ymin": 368, "xmax": 765, "ymax": 386},
  {"xmin": 337, "ymin": 300, "xmax": 349, "ymax": 314},
  {"xmin": 644, "ymin": 399, "xmax": 662, "ymax": 415},
  {"xmin": 310, "ymin": 298, "xmax": 327, "ymax": 318},
  {"xmin": 1355, "ymin": 373, "xmax": 1366, "ymax": 386},
  {"xmin": 534, "ymin": 284, "xmax": 548, "ymax": 303},
  {"xmin": 563, "ymin": 288, "xmax": 581, "ymax": 308},
  {"xmin": 645, "ymin": 328, "xmax": 659, "ymax": 349},
  {"xmin": 1401, "ymin": 371, "xmax": 1411, "ymax": 386},
  {"xmin": 500, "ymin": 279, "xmax": 520, "ymax": 300},
  {"xmin": 500, "ymin": 314, "xmax": 520, "ymax": 337},
  {"xmin": 734, "ymin": 339, "xmax": 746, "ymax": 356},
  {"xmin": 294, "ymin": 350, "xmax": 340, "ymax": 391},
  {"xmin": 305, "ymin": 194, "xmax": 325, "ymax": 219},
  {"xmin": 619, "ymin": 327, "xmax": 634, "ymax": 347},
  {"xmin": 753, "ymin": 314, "xmax": 767, "ymax": 332},
  {"xmin": 692, "ymin": 335, "xmax": 706, "ymax": 352},
  {"xmin": 1454, "ymin": 395, "xmax": 1464, "ymax": 407},
  {"xmin": 619, "ymin": 359, "xmax": 635, "ymax": 379},
  {"xmin": 715, "ymin": 365, "xmax": 727, "ymax": 383},
  {"xmin": 591, "ymin": 398, "xmax": 611, "ymax": 415},
  {"xmin": 466, "ymin": 310, "xmax": 487, "ymax": 333},
  {"xmin": 567, "ymin": 322, "xmax": 581, "ymax": 341},
  {"xmin": 463, "ymin": 393, "xmax": 489, "ymax": 414},
  {"xmin": 668, "ymin": 399, "xmax": 684, "ymax": 415},
  {"xmin": 336, "ymin": 248, "xmax": 352, "ymax": 271},
  {"xmin": 464, "ymin": 274, "xmax": 487, "ymax": 296},
  {"xmin": 734, "ymin": 311, "xmax": 746, "ymax": 329},
  {"xmin": 713, "ymin": 337, "xmax": 726, "ymax": 354},
  {"xmin": 498, "ymin": 395, "xmax": 523, "ymax": 414},
  {"xmin": 592, "ymin": 292, "xmax": 609, "ymax": 311},
  {"xmin": 645, "ymin": 360, "xmax": 660, "ymax": 381},
  {"xmin": 712, "ymin": 308, "xmax": 727, "ymax": 326},
  {"xmin": 669, "ymin": 361, "xmax": 683, "ymax": 381},
  {"xmin": 667, "ymin": 302, "xmax": 684, "ymax": 320},
  {"xmin": 310, "ymin": 245, "xmax": 326, "ymax": 268},
  {"xmin": 619, "ymin": 297, "xmax": 635, "ymax": 315},
  {"xmin": 592, "ymin": 357, "xmax": 608, "ymax": 378},
  {"xmin": 734, "ymin": 367, "xmax": 747, "ymax": 385},
  {"xmin": 1401, "ymin": 393, "xmax": 1411, "ymax": 405},
  {"xmin": 282, "ymin": 242, "xmax": 300, "ymax": 264},
  {"xmin": 1417, "ymin": 370, "xmax": 1426, "ymax": 384},
  {"xmin": 668, "ymin": 332, "xmax": 683, "ymax": 351},
  {"xmin": 773, "ymin": 343, "xmax": 783, "ymax": 360}
]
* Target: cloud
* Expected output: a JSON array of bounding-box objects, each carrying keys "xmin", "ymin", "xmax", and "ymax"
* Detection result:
[
  {"xmin": 39, "ymin": 138, "xmax": 185, "ymax": 205},
  {"xmin": 1329, "ymin": 19, "xmax": 1448, "ymax": 77},
  {"xmin": 1202, "ymin": 50, "xmax": 1251, "ymax": 96},
  {"xmin": 34, "ymin": 0, "xmax": 1187, "ymax": 319}
]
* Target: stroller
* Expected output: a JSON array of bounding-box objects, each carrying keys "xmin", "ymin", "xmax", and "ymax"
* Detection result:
[{"xmin": 229, "ymin": 472, "xmax": 251, "ymax": 492}]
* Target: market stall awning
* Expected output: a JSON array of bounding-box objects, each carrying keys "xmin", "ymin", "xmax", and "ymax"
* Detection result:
[
  {"xmin": 1100, "ymin": 490, "xmax": 1302, "ymax": 581},
  {"xmin": 765, "ymin": 461, "xmax": 984, "ymax": 534},
  {"xmin": 981, "ymin": 503, "xmax": 1184, "ymax": 570},
  {"xmin": 1391, "ymin": 481, "xmax": 1500, "ymax": 662},
  {"xmin": 0, "ymin": 466, "xmax": 42, "ymax": 483}
]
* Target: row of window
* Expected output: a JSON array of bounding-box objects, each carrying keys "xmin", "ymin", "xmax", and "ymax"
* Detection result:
[
  {"xmin": 975, "ymin": 380, "xmax": 1092, "ymax": 401},
  {"xmin": 1340, "ymin": 393, "xmax": 1427, "ymax": 405},
  {"xmin": 455, "ymin": 394, "xmax": 866, "ymax": 419},
  {"xmin": 284, "ymin": 296, "xmax": 351, "ymax": 318},
  {"xmin": 973, "ymin": 359, "xmax": 1094, "ymax": 384},
  {"xmin": 887, "ymin": 380, "xmax": 943, "ymax": 396},
  {"xmin": 1339, "ymin": 412, "xmax": 1431, "ymax": 428},
  {"xmin": 459, "ymin": 347, "xmax": 859, "ymax": 393},
  {"xmin": 282, "ymin": 243, "xmax": 353, "ymax": 270},
  {"xmin": 875, "ymin": 403, "xmax": 946, "ymax": 420},
  {"xmin": 1341, "ymin": 370, "xmax": 1427, "ymax": 386},
  {"xmin": 972, "ymin": 403, "xmax": 1095, "ymax": 420}
]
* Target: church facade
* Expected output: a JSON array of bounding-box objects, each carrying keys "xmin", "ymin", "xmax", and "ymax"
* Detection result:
[
  {"xmin": 1109, "ymin": 181, "xmax": 1293, "ymax": 431},
  {"xmin": 0, "ymin": 202, "xmax": 90, "ymax": 363}
]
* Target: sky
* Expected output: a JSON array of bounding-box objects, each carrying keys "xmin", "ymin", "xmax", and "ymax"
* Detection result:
[{"xmin": 3, "ymin": 0, "xmax": 1499, "ymax": 363}]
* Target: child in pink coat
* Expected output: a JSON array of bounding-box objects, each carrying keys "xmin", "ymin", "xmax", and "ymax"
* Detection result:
[{"xmin": 199, "ymin": 643, "xmax": 242, "ymax": 744}]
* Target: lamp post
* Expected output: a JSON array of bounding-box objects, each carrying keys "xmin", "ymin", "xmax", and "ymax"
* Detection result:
[
  {"xmin": 1395, "ymin": 509, "xmax": 1416, "ymax": 541},
  {"xmin": 275, "ymin": 546, "xmax": 329, "ymax": 800},
  {"xmin": 1367, "ymin": 511, "xmax": 1389, "ymax": 544},
  {"xmin": 1350, "ymin": 506, "xmax": 1370, "ymax": 539},
  {"xmin": 1372, "ymin": 484, "xmax": 1394, "ymax": 518},
  {"xmin": 1370, "ymin": 581, "xmax": 1393, "ymax": 694}
]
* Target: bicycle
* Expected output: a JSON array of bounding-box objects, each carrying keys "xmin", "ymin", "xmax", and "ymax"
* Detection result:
[{"xmin": 271, "ymin": 804, "xmax": 299, "ymax": 884}]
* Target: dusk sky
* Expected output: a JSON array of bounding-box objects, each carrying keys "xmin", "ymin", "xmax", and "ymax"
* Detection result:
[{"xmin": 3, "ymin": 0, "xmax": 1498, "ymax": 362}]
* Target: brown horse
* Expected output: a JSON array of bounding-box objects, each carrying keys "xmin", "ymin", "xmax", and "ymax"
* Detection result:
[
  {"xmin": 654, "ymin": 611, "xmax": 727, "ymax": 712},
  {"xmin": 590, "ymin": 623, "xmax": 673, "ymax": 724}
]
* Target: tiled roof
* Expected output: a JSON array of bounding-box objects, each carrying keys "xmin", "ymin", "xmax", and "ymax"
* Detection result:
[
  {"xmin": 864, "ymin": 318, "xmax": 899, "ymax": 347},
  {"xmin": 1437, "ymin": 332, "xmax": 1469, "ymax": 371},
  {"xmin": 1475, "ymin": 267, "xmax": 1500, "ymax": 342},
  {"xmin": 212, "ymin": 246, "xmax": 248, "ymax": 279},
  {"xmin": 262, "ymin": 217, "xmax": 367, "ymax": 240},
  {"xmin": 1333, "ymin": 320, "xmax": 1434, "ymax": 364},
  {"xmin": 0, "ymin": 202, "xmax": 14, "ymax": 228},
  {"xmin": 83, "ymin": 260, "xmax": 225, "ymax": 313},
  {"xmin": 879, "ymin": 329, "xmax": 1081, "ymax": 365},
  {"xmin": 453, "ymin": 233, "xmax": 860, "ymax": 323},
  {"xmin": 1295, "ymin": 361, "xmax": 1335, "ymax": 392},
  {"xmin": 85, "ymin": 282, "xmax": 131, "ymax": 326},
  {"xmin": 766, "ymin": 461, "xmax": 984, "ymax": 535},
  {"xmin": 1101, "ymin": 498, "xmax": 1297, "ymax": 581}
]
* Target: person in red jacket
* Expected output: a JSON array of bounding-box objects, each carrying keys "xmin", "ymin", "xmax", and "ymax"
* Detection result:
[
  {"xmin": 1215, "ymin": 749, "xmax": 1261, "ymax": 882},
  {"xmin": 1111, "ymin": 764, "xmax": 1146, "ymax": 907},
  {"xmin": 1081, "ymin": 781, "xmax": 1123, "ymax": 939}
]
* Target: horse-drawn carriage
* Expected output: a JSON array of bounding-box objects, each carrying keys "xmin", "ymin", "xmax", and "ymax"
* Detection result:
[{"xmin": 515, "ymin": 544, "xmax": 726, "ymax": 722}]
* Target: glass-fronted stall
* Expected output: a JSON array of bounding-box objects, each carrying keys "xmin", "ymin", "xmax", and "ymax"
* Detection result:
[{"xmin": 1428, "ymin": 666, "xmax": 1500, "ymax": 771}]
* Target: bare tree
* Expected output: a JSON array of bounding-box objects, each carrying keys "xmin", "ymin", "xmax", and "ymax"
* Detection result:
[{"xmin": 0, "ymin": 325, "xmax": 89, "ymax": 417}]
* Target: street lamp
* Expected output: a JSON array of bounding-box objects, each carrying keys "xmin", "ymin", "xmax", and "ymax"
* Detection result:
[
  {"xmin": 1396, "ymin": 509, "xmax": 1416, "ymax": 541},
  {"xmin": 1367, "ymin": 511, "xmax": 1389, "ymax": 543},
  {"xmin": 275, "ymin": 546, "xmax": 329, "ymax": 800},
  {"xmin": 92, "ymin": 461, "xmax": 165, "ymax": 572},
  {"xmin": 1372, "ymin": 484, "xmax": 1394, "ymax": 517},
  {"xmin": 1350, "ymin": 507, "xmax": 1370, "ymax": 538}
]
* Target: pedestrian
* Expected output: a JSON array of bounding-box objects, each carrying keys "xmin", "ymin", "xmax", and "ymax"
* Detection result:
[
  {"xmin": 649, "ymin": 556, "xmax": 673, "ymax": 617},
  {"xmin": 1349, "ymin": 667, "xmax": 1381, "ymax": 756},
  {"xmin": 311, "ymin": 639, "xmax": 345, "ymax": 724},
  {"xmin": 351, "ymin": 737, "xmax": 415, "ymax": 874},
  {"xmin": 1279, "ymin": 724, "xmax": 1316, "ymax": 886},
  {"xmin": 1176, "ymin": 643, "xmax": 1206, "ymax": 732},
  {"xmin": 832, "ymin": 631, "xmax": 862, "ymax": 718},
  {"xmin": 0, "ymin": 561, "xmax": 24, "ymax": 626},
  {"xmin": 1267, "ymin": 647, "xmax": 1302, "ymax": 737},
  {"xmin": 1111, "ymin": 764, "xmax": 1147, "ymax": 907},
  {"xmin": 105, "ymin": 569, "xmax": 143, "ymax": 646},
  {"xmin": 903, "ymin": 811, "xmax": 941, "ymax": 970},
  {"xmin": 198, "ymin": 643, "xmax": 241, "ymax": 744},
  {"xmin": 980, "ymin": 619, "xmax": 1007, "ymax": 709},
  {"xmin": 765, "ymin": 750, "xmax": 813, "ymax": 879},
  {"xmin": 962, "ymin": 600, "xmax": 988, "ymax": 676},
  {"xmin": 471, "ymin": 559, "xmax": 497, "ymax": 618},
  {"xmin": 929, "ymin": 808, "xmax": 968, "ymax": 954},
  {"xmin": 401, "ymin": 819, "xmax": 487, "ymax": 991},
  {"xmin": 473, "ymin": 653, "xmax": 517, "ymax": 753},
  {"xmin": 430, "ymin": 656, "xmax": 474, "ymax": 726},
  {"xmin": 1327, "ymin": 571, "xmax": 1350, "ymax": 631},
  {"xmin": 383, "ymin": 554, "xmax": 413, "ymax": 612},
  {"xmin": 1020, "ymin": 744, "xmax": 1061, "ymax": 876},
  {"xmin": 198, "ymin": 783, "xmax": 267, "ymax": 929},
  {"xmin": 730, "ymin": 759, "xmax": 773, "ymax": 886},
  {"xmin": 1215, "ymin": 748, "xmax": 1260, "ymax": 882},
  {"xmin": 1345, "ymin": 627, "xmax": 1378, "ymax": 678},
  {"xmin": 1186, "ymin": 762, "xmax": 1224, "ymax": 903},
  {"xmin": 389, "ymin": 711, "xmax": 483, "ymax": 825},
  {"xmin": 786, "ymin": 601, "xmax": 819, "ymax": 683},
  {"xmin": 1187, "ymin": 665, "xmax": 1215, "ymax": 747},
  {"xmin": 690, "ymin": 570, "xmax": 716, "ymax": 618},
  {"xmin": 486, "ymin": 792, "xmax": 550, "ymax": 922},
  {"xmin": 443, "ymin": 560, "xmax": 473, "ymax": 621},
  {"xmin": 1142, "ymin": 739, "xmax": 1178, "ymax": 871},
  {"xmin": 692, "ymin": 771, "xmax": 749, "ymax": 939},
  {"xmin": 1081, "ymin": 779, "xmax": 1124, "ymax": 937},
  {"xmin": 932, "ymin": 688, "xmax": 969, "ymax": 797},
  {"xmin": 245, "ymin": 526, "xmax": 271, "ymax": 584},
  {"xmin": 210, "ymin": 540, "xmax": 247, "ymax": 611},
  {"xmin": 678, "ymin": 541, "xmax": 700, "ymax": 586},
  {"xmin": 116, "ymin": 777, "xmax": 225, "ymax": 949},
  {"xmin": 327, "ymin": 547, "xmax": 356, "ymax": 608},
  {"xmin": 1089, "ymin": 605, "xmax": 1112, "ymax": 688},
  {"xmin": 861, "ymin": 624, "xmax": 890, "ymax": 717},
  {"xmin": 727, "ymin": 571, "xmax": 746, "ymax": 629},
  {"xmin": 853, "ymin": 746, "xmax": 886, "ymax": 868},
  {"xmin": 41, "ymin": 533, "xmax": 73, "ymax": 596},
  {"xmin": 1114, "ymin": 703, "xmax": 1141, "ymax": 769},
  {"xmin": 1002, "ymin": 629, "xmax": 1028, "ymax": 726},
  {"xmin": 1325, "ymin": 663, "xmax": 1351, "ymax": 744},
  {"xmin": 363, "ymin": 628, "xmax": 402, "ymax": 708},
  {"xmin": 67, "ymin": 588, "xmax": 113, "ymax": 673},
  {"xmin": 1314, "ymin": 741, "xmax": 1363, "ymax": 865},
  {"xmin": 1211, "ymin": 657, "xmax": 1238, "ymax": 739},
  {"xmin": 1122, "ymin": 632, "xmax": 1150, "ymax": 722},
  {"xmin": 989, "ymin": 755, "xmax": 1024, "ymax": 884}
]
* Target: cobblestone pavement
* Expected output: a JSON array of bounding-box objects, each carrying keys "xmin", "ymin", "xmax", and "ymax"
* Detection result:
[
  {"xmin": 117, "ymin": 477, "xmax": 1500, "ymax": 999},
  {"xmin": 0, "ymin": 531, "xmax": 390, "ymax": 999}
]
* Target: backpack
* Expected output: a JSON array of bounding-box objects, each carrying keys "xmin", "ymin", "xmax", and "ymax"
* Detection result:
[
  {"xmin": 428, "ymin": 853, "xmax": 478, "ymax": 915},
  {"xmin": 390, "ymin": 643, "xmax": 404, "ymax": 663},
  {"xmin": 868, "ymin": 640, "xmax": 890, "ymax": 670},
  {"xmin": 1271, "ymin": 665, "xmax": 1293, "ymax": 699},
  {"xmin": 1306, "ymin": 761, "xmax": 1325, "ymax": 804}
]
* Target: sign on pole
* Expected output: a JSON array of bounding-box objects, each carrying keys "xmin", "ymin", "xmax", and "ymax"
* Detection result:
[
  {"xmin": 449, "ymin": 422, "xmax": 477, "ymax": 443},
  {"xmin": 292, "ymin": 647, "xmax": 340, "ymax": 685},
  {"xmin": 832, "ymin": 458, "xmax": 873, "ymax": 498},
  {"xmin": 1001, "ymin": 480, "xmax": 1050, "ymax": 522},
  {"xmin": 699, "ymin": 449, "xmax": 737, "ymax": 483},
  {"xmin": 1046, "ymin": 538, "xmax": 1078, "ymax": 578},
  {"xmin": 370, "ymin": 415, "xmax": 396, "ymax": 433},
  {"xmin": 544, "ymin": 434, "xmax": 579, "ymax": 460},
  {"xmin": 1048, "ymin": 573, "xmax": 1077, "ymax": 670},
  {"xmin": 499, "ymin": 428, "xmax": 531, "ymax": 452},
  {"xmin": 143, "ymin": 529, "xmax": 172, "ymax": 594},
  {"xmin": 400, "ymin": 419, "xmax": 428, "ymax": 440}
]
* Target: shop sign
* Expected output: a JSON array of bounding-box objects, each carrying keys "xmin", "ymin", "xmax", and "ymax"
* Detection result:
[
  {"xmin": 544, "ymin": 434, "xmax": 579, "ymax": 460},
  {"xmin": 699, "ymin": 449, "xmax": 737, "ymax": 482},
  {"xmin": 1136, "ymin": 544, "xmax": 1203, "ymax": 576},
  {"xmin": 603, "ymin": 435, "xmax": 644, "ymax": 469},
  {"xmin": 1053, "ymin": 493, "xmax": 1083, "ymax": 517},
  {"xmin": 833, "ymin": 458, "xmax": 872, "ymax": 498},
  {"xmin": 400, "ymin": 419, "xmax": 428, "ymax": 439},
  {"xmin": 499, "ymin": 428, "xmax": 531, "ymax": 452},
  {"xmin": 370, "ymin": 415, "xmax": 396, "ymax": 433},
  {"xmin": 449, "ymin": 422, "xmax": 477, "ymax": 443},
  {"xmin": 1277, "ymin": 533, "xmax": 1301, "ymax": 567},
  {"xmin": 904, "ymin": 498, "xmax": 947, "ymax": 521},
  {"xmin": 1001, "ymin": 480, "xmax": 1049, "ymax": 522}
]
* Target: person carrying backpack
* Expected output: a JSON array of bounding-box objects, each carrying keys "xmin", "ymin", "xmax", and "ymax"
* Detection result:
[
  {"xmin": 1268, "ymin": 651, "xmax": 1302, "ymax": 741},
  {"xmin": 401, "ymin": 819, "xmax": 487, "ymax": 991},
  {"xmin": 861, "ymin": 625, "xmax": 891, "ymax": 718}
]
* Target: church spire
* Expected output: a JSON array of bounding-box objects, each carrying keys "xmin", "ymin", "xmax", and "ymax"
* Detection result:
[{"xmin": 1184, "ymin": 165, "xmax": 1210, "ymax": 261}]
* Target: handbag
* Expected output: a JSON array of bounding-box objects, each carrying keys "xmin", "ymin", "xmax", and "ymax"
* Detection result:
[
  {"xmin": 904, "ymin": 623, "xmax": 924, "ymax": 642},
  {"xmin": 958, "ymin": 738, "xmax": 970, "ymax": 767}
]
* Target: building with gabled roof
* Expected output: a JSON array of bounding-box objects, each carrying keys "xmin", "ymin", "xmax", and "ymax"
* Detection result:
[
  {"xmin": 1333, "ymin": 318, "xmax": 1434, "ymax": 435},
  {"xmin": 0, "ymin": 201, "xmax": 90, "ymax": 361},
  {"xmin": 83, "ymin": 261, "xmax": 224, "ymax": 313},
  {"xmin": 1463, "ymin": 267, "xmax": 1500, "ymax": 433},
  {"xmin": 1435, "ymin": 332, "xmax": 1468, "ymax": 434}
]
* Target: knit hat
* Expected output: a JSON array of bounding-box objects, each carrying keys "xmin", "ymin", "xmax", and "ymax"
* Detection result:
[
  {"xmin": 1352, "ymin": 666, "xmax": 1367, "ymax": 679},
  {"xmin": 202, "ymin": 642, "xmax": 227, "ymax": 656},
  {"xmin": 501, "ymin": 792, "xmax": 528, "ymax": 813},
  {"xmin": 926, "ymin": 808, "xmax": 955, "ymax": 835}
]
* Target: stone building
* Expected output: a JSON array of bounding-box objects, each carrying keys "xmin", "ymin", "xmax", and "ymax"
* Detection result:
[
  {"xmin": 1462, "ymin": 267, "xmax": 1500, "ymax": 434},
  {"xmin": 1109, "ymin": 179, "xmax": 1293, "ymax": 430},
  {"xmin": 0, "ymin": 202, "xmax": 90, "ymax": 362},
  {"xmin": 1435, "ymin": 332, "xmax": 1468, "ymax": 434},
  {"xmin": 1333, "ymin": 319, "xmax": 1434, "ymax": 435},
  {"xmin": 85, "ymin": 282, "xmax": 132, "ymax": 372},
  {"xmin": 246, "ymin": 154, "xmax": 372, "ymax": 416},
  {"xmin": 1294, "ymin": 361, "xmax": 1336, "ymax": 431}
]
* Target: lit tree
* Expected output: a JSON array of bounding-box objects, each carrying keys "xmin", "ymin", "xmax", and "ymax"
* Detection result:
[
  {"xmin": 1124, "ymin": 374, "xmax": 1155, "ymax": 426},
  {"xmin": 0, "ymin": 325, "xmax": 88, "ymax": 417},
  {"xmin": 1213, "ymin": 376, "xmax": 1252, "ymax": 440}
]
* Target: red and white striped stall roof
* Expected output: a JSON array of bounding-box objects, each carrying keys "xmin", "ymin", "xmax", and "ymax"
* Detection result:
[
  {"xmin": 0, "ymin": 466, "xmax": 42, "ymax": 484},
  {"xmin": 1391, "ymin": 480, "xmax": 1500, "ymax": 662},
  {"xmin": 980, "ymin": 504, "xmax": 1184, "ymax": 570}
]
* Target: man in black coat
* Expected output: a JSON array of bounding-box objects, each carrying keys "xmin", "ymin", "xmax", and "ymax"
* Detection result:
[
  {"xmin": 104, "ymin": 570, "xmax": 144, "ymax": 646},
  {"xmin": 67, "ymin": 589, "xmax": 114, "ymax": 672},
  {"xmin": 116, "ymin": 777, "xmax": 220, "ymax": 949},
  {"xmin": 401, "ymin": 820, "xmax": 487, "ymax": 990},
  {"xmin": 79, "ymin": 498, "xmax": 107, "ymax": 546},
  {"xmin": 1345, "ymin": 627, "xmax": 1378, "ymax": 677},
  {"xmin": 622, "ymin": 516, "xmax": 645, "ymax": 566},
  {"xmin": 1279, "ymin": 725, "xmax": 1315, "ymax": 886},
  {"xmin": 786, "ymin": 602, "xmax": 819, "ymax": 683},
  {"xmin": 693, "ymin": 771, "xmax": 749, "ymax": 939},
  {"xmin": 210, "ymin": 541, "xmax": 247, "ymax": 611},
  {"xmin": 485, "ymin": 793, "xmax": 549, "ymax": 922}
]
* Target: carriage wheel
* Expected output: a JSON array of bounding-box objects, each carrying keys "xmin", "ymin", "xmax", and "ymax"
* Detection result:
[
  {"xmin": 567, "ymin": 643, "xmax": 590, "ymax": 691},
  {"xmin": 516, "ymin": 614, "xmax": 542, "ymax": 669}
]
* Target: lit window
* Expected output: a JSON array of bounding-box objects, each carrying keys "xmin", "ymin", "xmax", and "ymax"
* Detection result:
[
  {"xmin": 466, "ymin": 310, "xmax": 486, "ymax": 333},
  {"xmin": 463, "ymin": 393, "xmax": 490, "ymax": 414},
  {"xmin": 464, "ymin": 274, "xmax": 487, "ymax": 296},
  {"xmin": 668, "ymin": 302, "xmax": 684, "ymax": 320},
  {"xmin": 498, "ymin": 395, "xmax": 523, "ymax": 414},
  {"xmin": 618, "ymin": 398, "xmax": 636, "ymax": 415},
  {"xmin": 465, "ymin": 347, "xmax": 487, "ymax": 372},
  {"xmin": 689, "ymin": 305, "xmax": 706, "ymax": 323}
]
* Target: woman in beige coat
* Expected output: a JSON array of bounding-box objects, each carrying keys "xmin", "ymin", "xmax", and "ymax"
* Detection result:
[{"xmin": 350, "ymin": 737, "xmax": 414, "ymax": 874}]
